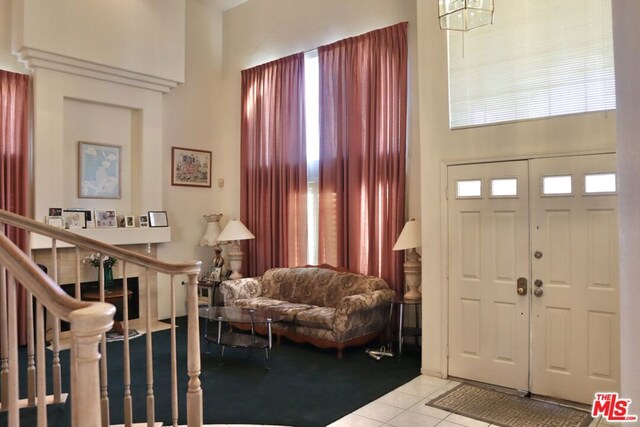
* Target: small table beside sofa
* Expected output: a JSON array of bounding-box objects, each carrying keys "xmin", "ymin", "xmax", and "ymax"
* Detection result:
[{"xmin": 219, "ymin": 265, "xmax": 395, "ymax": 358}]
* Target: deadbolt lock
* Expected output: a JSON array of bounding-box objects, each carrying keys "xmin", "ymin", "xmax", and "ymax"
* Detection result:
[
  {"xmin": 534, "ymin": 251, "xmax": 543, "ymax": 259},
  {"xmin": 517, "ymin": 277, "xmax": 528, "ymax": 296},
  {"xmin": 534, "ymin": 279, "xmax": 543, "ymax": 287},
  {"xmin": 534, "ymin": 288, "xmax": 544, "ymax": 297}
]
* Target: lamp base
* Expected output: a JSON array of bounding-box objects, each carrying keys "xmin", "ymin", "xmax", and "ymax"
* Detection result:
[
  {"xmin": 403, "ymin": 288, "xmax": 421, "ymax": 300},
  {"xmin": 402, "ymin": 248, "xmax": 422, "ymax": 301},
  {"xmin": 227, "ymin": 242, "xmax": 244, "ymax": 280}
]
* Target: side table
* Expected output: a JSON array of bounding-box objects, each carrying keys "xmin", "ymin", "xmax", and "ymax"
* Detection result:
[
  {"xmin": 389, "ymin": 296, "xmax": 422, "ymax": 355},
  {"xmin": 196, "ymin": 280, "xmax": 222, "ymax": 307}
]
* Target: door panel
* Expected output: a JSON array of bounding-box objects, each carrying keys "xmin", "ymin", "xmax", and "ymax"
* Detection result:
[
  {"xmin": 448, "ymin": 161, "xmax": 530, "ymax": 390},
  {"xmin": 530, "ymin": 154, "xmax": 619, "ymax": 403}
]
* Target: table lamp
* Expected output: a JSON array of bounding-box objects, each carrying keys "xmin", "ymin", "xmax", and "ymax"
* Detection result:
[
  {"xmin": 217, "ymin": 219, "xmax": 255, "ymax": 279},
  {"xmin": 393, "ymin": 218, "xmax": 422, "ymax": 300}
]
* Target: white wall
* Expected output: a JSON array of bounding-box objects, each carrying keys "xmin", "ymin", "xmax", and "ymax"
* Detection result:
[
  {"xmin": 217, "ymin": 0, "xmax": 420, "ymax": 231},
  {"xmin": 612, "ymin": 1, "xmax": 640, "ymax": 421},
  {"xmin": 14, "ymin": 0, "xmax": 185, "ymax": 82},
  {"xmin": 159, "ymin": 0, "xmax": 223, "ymax": 318},
  {"xmin": 0, "ymin": 0, "xmax": 25, "ymax": 72},
  {"xmin": 5, "ymin": 0, "xmax": 216, "ymax": 319},
  {"xmin": 31, "ymin": 68, "xmax": 163, "ymax": 225},
  {"xmin": 63, "ymin": 99, "xmax": 134, "ymax": 214},
  {"xmin": 415, "ymin": 4, "xmax": 617, "ymax": 376}
]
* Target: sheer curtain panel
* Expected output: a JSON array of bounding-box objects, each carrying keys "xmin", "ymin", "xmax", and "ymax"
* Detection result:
[
  {"xmin": 240, "ymin": 53, "xmax": 308, "ymax": 276},
  {"xmin": 317, "ymin": 23, "xmax": 408, "ymax": 293}
]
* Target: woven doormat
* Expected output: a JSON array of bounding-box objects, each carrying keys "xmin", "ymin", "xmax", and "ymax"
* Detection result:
[{"xmin": 427, "ymin": 384, "xmax": 592, "ymax": 427}]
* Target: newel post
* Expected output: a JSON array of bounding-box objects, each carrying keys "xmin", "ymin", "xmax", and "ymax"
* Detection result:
[
  {"xmin": 69, "ymin": 302, "xmax": 115, "ymax": 427},
  {"xmin": 186, "ymin": 272, "xmax": 203, "ymax": 426}
]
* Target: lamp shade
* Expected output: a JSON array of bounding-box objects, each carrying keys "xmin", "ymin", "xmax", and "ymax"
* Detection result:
[
  {"xmin": 217, "ymin": 219, "xmax": 255, "ymax": 242},
  {"xmin": 393, "ymin": 219, "xmax": 421, "ymax": 251}
]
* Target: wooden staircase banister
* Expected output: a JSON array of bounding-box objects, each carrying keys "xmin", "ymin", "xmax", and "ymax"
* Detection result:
[
  {"xmin": 0, "ymin": 231, "xmax": 90, "ymax": 322},
  {"xmin": 0, "ymin": 208, "xmax": 204, "ymax": 426},
  {"xmin": 0, "ymin": 209, "xmax": 201, "ymax": 275}
]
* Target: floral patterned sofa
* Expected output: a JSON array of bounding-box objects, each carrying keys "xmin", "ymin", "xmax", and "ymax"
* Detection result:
[{"xmin": 219, "ymin": 265, "xmax": 395, "ymax": 358}]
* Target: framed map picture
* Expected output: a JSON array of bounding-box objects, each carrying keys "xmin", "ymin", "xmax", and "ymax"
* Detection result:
[
  {"xmin": 171, "ymin": 147, "xmax": 212, "ymax": 188},
  {"xmin": 78, "ymin": 142, "xmax": 121, "ymax": 199}
]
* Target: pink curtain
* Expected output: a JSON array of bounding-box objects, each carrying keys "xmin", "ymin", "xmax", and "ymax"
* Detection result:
[
  {"xmin": 1, "ymin": 70, "xmax": 30, "ymax": 345},
  {"xmin": 317, "ymin": 23, "xmax": 408, "ymax": 294},
  {"xmin": 240, "ymin": 53, "xmax": 308, "ymax": 276}
]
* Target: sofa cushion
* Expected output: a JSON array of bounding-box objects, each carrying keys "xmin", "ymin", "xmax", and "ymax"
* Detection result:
[
  {"xmin": 289, "ymin": 268, "xmax": 338, "ymax": 306},
  {"xmin": 295, "ymin": 307, "xmax": 335, "ymax": 330},
  {"xmin": 267, "ymin": 302, "xmax": 318, "ymax": 322},
  {"xmin": 323, "ymin": 274, "xmax": 389, "ymax": 307},
  {"xmin": 233, "ymin": 297, "xmax": 287, "ymax": 311},
  {"xmin": 261, "ymin": 267, "xmax": 338, "ymax": 306}
]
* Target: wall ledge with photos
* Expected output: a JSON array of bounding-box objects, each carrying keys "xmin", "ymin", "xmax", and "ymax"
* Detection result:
[{"xmin": 30, "ymin": 227, "xmax": 172, "ymax": 250}]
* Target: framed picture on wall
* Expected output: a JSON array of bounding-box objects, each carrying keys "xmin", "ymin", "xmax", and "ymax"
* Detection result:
[
  {"xmin": 171, "ymin": 147, "xmax": 212, "ymax": 188},
  {"xmin": 78, "ymin": 141, "xmax": 122, "ymax": 199}
]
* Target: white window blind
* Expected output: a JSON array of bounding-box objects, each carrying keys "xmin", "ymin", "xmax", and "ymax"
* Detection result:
[{"xmin": 447, "ymin": 0, "xmax": 616, "ymax": 128}]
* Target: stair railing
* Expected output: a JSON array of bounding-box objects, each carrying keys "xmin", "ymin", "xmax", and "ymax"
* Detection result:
[{"xmin": 0, "ymin": 209, "xmax": 203, "ymax": 427}]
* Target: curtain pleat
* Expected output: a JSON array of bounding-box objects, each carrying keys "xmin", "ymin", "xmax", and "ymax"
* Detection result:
[
  {"xmin": 317, "ymin": 23, "xmax": 408, "ymax": 294},
  {"xmin": 240, "ymin": 53, "xmax": 308, "ymax": 276},
  {"xmin": 1, "ymin": 70, "xmax": 30, "ymax": 345}
]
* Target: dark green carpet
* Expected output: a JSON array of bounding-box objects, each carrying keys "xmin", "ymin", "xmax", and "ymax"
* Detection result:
[{"xmin": 8, "ymin": 316, "xmax": 420, "ymax": 426}]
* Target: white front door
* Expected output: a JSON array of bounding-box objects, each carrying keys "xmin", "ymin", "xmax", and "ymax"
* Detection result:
[
  {"xmin": 447, "ymin": 154, "xmax": 619, "ymax": 404},
  {"xmin": 529, "ymin": 154, "xmax": 619, "ymax": 403},
  {"xmin": 448, "ymin": 160, "xmax": 530, "ymax": 391}
]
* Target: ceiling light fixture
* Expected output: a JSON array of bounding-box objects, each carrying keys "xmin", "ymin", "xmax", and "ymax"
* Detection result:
[{"xmin": 438, "ymin": 0, "xmax": 495, "ymax": 32}]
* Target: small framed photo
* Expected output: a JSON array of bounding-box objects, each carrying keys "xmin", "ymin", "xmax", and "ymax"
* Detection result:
[
  {"xmin": 95, "ymin": 209, "xmax": 118, "ymax": 228},
  {"xmin": 139, "ymin": 215, "xmax": 149, "ymax": 227},
  {"xmin": 78, "ymin": 141, "xmax": 122, "ymax": 199},
  {"xmin": 209, "ymin": 267, "xmax": 222, "ymax": 282},
  {"xmin": 65, "ymin": 208, "xmax": 93, "ymax": 229},
  {"xmin": 124, "ymin": 215, "xmax": 135, "ymax": 228},
  {"xmin": 62, "ymin": 210, "xmax": 86, "ymax": 229},
  {"xmin": 171, "ymin": 147, "xmax": 212, "ymax": 188},
  {"xmin": 45, "ymin": 216, "xmax": 65, "ymax": 229},
  {"xmin": 48, "ymin": 208, "xmax": 62, "ymax": 216},
  {"xmin": 148, "ymin": 211, "xmax": 169, "ymax": 227}
]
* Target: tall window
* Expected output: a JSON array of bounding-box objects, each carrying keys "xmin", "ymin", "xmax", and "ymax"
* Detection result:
[
  {"xmin": 305, "ymin": 51, "xmax": 320, "ymax": 265},
  {"xmin": 448, "ymin": 0, "xmax": 616, "ymax": 128}
]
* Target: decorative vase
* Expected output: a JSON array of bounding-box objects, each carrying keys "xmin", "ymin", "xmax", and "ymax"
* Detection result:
[{"xmin": 104, "ymin": 266, "xmax": 115, "ymax": 292}]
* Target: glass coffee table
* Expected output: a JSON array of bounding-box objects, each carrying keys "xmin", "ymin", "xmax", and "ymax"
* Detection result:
[{"xmin": 199, "ymin": 306, "xmax": 283, "ymax": 368}]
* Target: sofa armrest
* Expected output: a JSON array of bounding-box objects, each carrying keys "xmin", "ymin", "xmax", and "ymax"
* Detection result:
[
  {"xmin": 219, "ymin": 277, "xmax": 262, "ymax": 306},
  {"xmin": 332, "ymin": 289, "xmax": 395, "ymax": 341}
]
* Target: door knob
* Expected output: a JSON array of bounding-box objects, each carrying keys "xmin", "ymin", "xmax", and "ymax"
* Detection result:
[
  {"xmin": 534, "ymin": 288, "xmax": 543, "ymax": 297},
  {"xmin": 534, "ymin": 251, "xmax": 543, "ymax": 259},
  {"xmin": 534, "ymin": 279, "xmax": 543, "ymax": 287}
]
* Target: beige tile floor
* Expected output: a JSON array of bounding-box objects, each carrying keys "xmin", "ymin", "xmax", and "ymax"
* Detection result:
[{"xmin": 328, "ymin": 375, "xmax": 619, "ymax": 427}]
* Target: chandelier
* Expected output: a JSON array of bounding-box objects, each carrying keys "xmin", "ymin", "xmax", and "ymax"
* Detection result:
[{"xmin": 439, "ymin": 0, "xmax": 495, "ymax": 32}]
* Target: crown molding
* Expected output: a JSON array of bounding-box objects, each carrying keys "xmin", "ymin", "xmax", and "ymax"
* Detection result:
[{"xmin": 16, "ymin": 48, "xmax": 180, "ymax": 93}]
